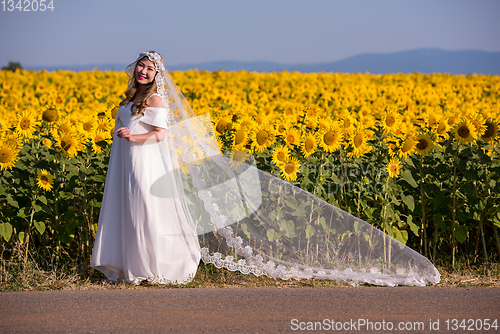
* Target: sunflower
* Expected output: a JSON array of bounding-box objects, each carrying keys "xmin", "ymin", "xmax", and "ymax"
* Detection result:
[
  {"xmin": 64, "ymin": 102, "xmax": 74, "ymax": 113},
  {"xmin": 38, "ymin": 94, "xmax": 48, "ymax": 106},
  {"xmin": 315, "ymin": 122, "xmax": 342, "ymax": 153},
  {"xmin": 108, "ymin": 105, "xmax": 119, "ymax": 119},
  {"xmin": 0, "ymin": 145, "xmax": 19, "ymax": 170},
  {"xmin": 275, "ymin": 119, "xmax": 290, "ymax": 137},
  {"xmin": 91, "ymin": 130, "xmax": 109, "ymax": 154},
  {"xmin": 347, "ymin": 126, "xmax": 372, "ymax": 158},
  {"xmin": 213, "ymin": 115, "xmax": 232, "ymax": 136},
  {"xmin": 305, "ymin": 107, "xmax": 317, "ymax": 119},
  {"xmin": 78, "ymin": 115, "xmax": 96, "ymax": 139},
  {"xmin": 281, "ymin": 157, "xmax": 301, "ymax": 181},
  {"xmin": 51, "ymin": 119, "xmax": 74, "ymax": 140},
  {"xmin": 251, "ymin": 124, "xmax": 275, "ymax": 153},
  {"xmin": 447, "ymin": 115, "xmax": 457, "ymax": 127},
  {"xmin": 341, "ymin": 115, "xmax": 356, "ymax": 136},
  {"xmin": 316, "ymin": 117, "xmax": 330, "ymax": 133},
  {"xmin": 435, "ymin": 119, "xmax": 449, "ymax": 141},
  {"xmin": 54, "ymin": 94, "xmax": 65, "ymax": 107},
  {"xmin": 425, "ymin": 111, "xmax": 439, "ymax": 129},
  {"xmin": 398, "ymin": 134, "xmax": 416, "ymax": 160},
  {"xmin": 1, "ymin": 131, "xmax": 23, "ymax": 150},
  {"xmin": 96, "ymin": 117, "xmax": 113, "ymax": 132},
  {"xmin": 42, "ymin": 138, "xmax": 52, "ymax": 148},
  {"xmin": 228, "ymin": 152, "xmax": 254, "ymax": 170},
  {"xmin": 255, "ymin": 113, "xmax": 271, "ymax": 125},
  {"xmin": 15, "ymin": 110, "xmax": 39, "ymax": 138},
  {"xmin": 36, "ymin": 169, "xmax": 54, "ymax": 191},
  {"xmin": 40, "ymin": 105, "xmax": 59, "ymax": 123},
  {"xmin": 57, "ymin": 132, "xmax": 84, "ymax": 158},
  {"xmin": 386, "ymin": 158, "xmax": 401, "ymax": 178},
  {"xmin": 300, "ymin": 133, "xmax": 317, "ymax": 158},
  {"xmin": 452, "ymin": 119, "xmax": 477, "ymax": 144},
  {"xmin": 414, "ymin": 133, "xmax": 434, "ymax": 156},
  {"xmin": 382, "ymin": 107, "xmax": 400, "ymax": 135},
  {"xmin": 304, "ymin": 116, "xmax": 318, "ymax": 132},
  {"xmin": 216, "ymin": 136, "xmax": 225, "ymax": 153},
  {"xmin": 231, "ymin": 127, "xmax": 249, "ymax": 151},
  {"xmin": 481, "ymin": 118, "xmax": 499, "ymax": 143},
  {"xmin": 283, "ymin": 107, "xmax": 294, "ymax": 118},
  {"xmin": 281, "ymin": 127, "xmax": 299, "ymax": 149},
  {"xmin": 469, "ymin": 115, "xmax": 487, "ymax": 137},
  {"xmin": 387, "ymin": 142, "xmax": 398, "ymax": 157},
  {"xmin": 235, "ymin": 115, "xmax": 256, "ymax": 129},
  {"xmin": 272, "ymin": 145, "xmax": 290, "ymax": 166}
]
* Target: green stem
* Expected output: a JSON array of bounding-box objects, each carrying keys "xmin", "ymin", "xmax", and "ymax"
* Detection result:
[
  {"xmin": 338, "ymin": 145, "xmax": 345, "ymax": 208},
  {"xmin": 432, "ymin": 222, "xmax": 438, "ymax": 261},
  {"xmin": 382, "ymin": 176, "xmax": 390, "ymax": 265},
  {"xmin": 450, "ymin": 146, "xmax": 458, "ymax": 268},
  {"xmin": 418, "ymin": 160, "xmax": 428, "ymax": 258},
  {"xmin": 478, "ymin": 217, "xmax": 488, "ymax": 263},
  {"xmin": 473, "ymin": 181, "xmax": 488, "ymax": 264},
  {"xmin": 24, "ymin": 203, "xmax": 36, "ymax": 265},
  {"xmin": 493, "ymin": 224, "xmax": 500, "ymax": 261}
]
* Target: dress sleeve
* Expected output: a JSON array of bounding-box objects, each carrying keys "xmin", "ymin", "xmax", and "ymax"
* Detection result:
[{"xmin": 141, "ymin": 107, "xmax": 169, "ymax": 129}]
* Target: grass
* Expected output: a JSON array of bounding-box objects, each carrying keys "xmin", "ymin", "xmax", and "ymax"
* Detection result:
[{"xmin": 1, "ymin": 257, "xmax": 499, "ymax": 292}]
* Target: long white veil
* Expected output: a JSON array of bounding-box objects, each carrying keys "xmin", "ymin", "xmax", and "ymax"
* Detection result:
[{"xmin": 128, "ymin": 51, "xmax": 441, "ymax": 287}]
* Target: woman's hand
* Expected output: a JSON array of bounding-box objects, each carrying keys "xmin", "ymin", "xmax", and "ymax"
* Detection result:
[{"xmin": 116, "ymin": 127, "xmax": 135, "ymax": 142}]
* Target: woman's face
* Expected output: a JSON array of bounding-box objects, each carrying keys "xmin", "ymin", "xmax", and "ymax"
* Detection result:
[{"xmin": 135, "ymin": 57, "xmax": 156, "ymax": 85}]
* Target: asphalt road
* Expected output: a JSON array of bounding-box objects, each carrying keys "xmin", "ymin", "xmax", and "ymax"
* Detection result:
[{"xmin": 1, "ymin": 287, "xmax": 499, "ymax": 333}]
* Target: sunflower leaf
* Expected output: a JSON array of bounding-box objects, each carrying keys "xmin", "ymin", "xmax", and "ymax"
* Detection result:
[
  {"xmin": 38, "ymin": 195, "xmax": 47, "ymax": 205},
  {"xmin": 401, "ymin": 170, "xmax": 417, "ymax": 188},
  {"xmin": 34, "ymin": 221, "xmax": 46, "ymax": 235},
  {"xmin": 0, "ymin": 223, "xmax": 13, "ymax": 242},
  {"xmin": 6, "ymin": 195, "xmax": 19, "ymax": 208},
  {"xmin": 402, "ymin": 195, "xmax": 415, "ymax": 211},
  {"xmin": 305, "ymin": 225, "xmax": 315, "ymax": 238},
  {"xmin": 453, "ymin": 224, "xmax": 468, "ymax": 244},
  {"xmin": 407, "ymin": 216, "xmax": 420, "ymax": 236},
  {"xmin": 331, "ymin": 173, "xmax": 341, "ymax": 185},
  {"xmin": 433, "ymin": 214, "xmax": 446, "ymax": 231}
]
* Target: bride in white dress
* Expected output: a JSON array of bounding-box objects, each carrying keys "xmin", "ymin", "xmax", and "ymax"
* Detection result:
[
  {"xmin": 90, "ymin": 53, "xmax": 200, "ymax": 284},
  {"xmin": 91, "ymin": 51, "xmax": 441, "ymax": 287}
]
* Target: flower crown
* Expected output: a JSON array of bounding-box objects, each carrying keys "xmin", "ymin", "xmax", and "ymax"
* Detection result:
[{"xmin": 139, "ymin": 51, "xmax": 165, "ymax": 72}]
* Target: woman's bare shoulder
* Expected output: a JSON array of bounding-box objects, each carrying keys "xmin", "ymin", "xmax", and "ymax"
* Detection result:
[{"xmin": 147, "ymin": 95, "xmax": 163, "ymax": 108}]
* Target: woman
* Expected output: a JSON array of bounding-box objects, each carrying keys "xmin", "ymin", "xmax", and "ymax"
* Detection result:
[
  {"xmin": 91, "ymin": 51, "xmax": 441, "ymax": 287},
  {"xmin": 90, "ymin": 52, "xmax": 201, "ymax": 284}
]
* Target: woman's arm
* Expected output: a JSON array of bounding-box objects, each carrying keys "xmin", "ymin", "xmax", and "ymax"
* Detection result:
[
  {"xmin": 116, "ymin": 126, "xmax": 165, "ymax": 143},
  {"xmin": 116, "ymin": 94, "xmax": 166, "ymax": 143}
]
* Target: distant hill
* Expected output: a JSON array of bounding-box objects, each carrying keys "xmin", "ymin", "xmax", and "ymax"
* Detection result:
[{"xmin": 25, "ymin": 48, "xmax": 500, "ymax": 75}]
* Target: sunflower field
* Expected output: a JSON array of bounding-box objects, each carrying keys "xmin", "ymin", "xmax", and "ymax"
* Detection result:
[{"xmin": 0, "ymin": 68, "xmax": 499, "ymax": 274}]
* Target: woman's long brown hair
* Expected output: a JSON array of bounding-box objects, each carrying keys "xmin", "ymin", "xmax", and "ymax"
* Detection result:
[{"xmin": 120, "ymin": 54, "xmax": 162, "ymax": 116}]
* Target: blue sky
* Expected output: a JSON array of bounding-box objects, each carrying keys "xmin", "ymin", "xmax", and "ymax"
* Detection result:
[{"xmin": 1, "ymin": 0, "xmax": 499, "ymax": 68}]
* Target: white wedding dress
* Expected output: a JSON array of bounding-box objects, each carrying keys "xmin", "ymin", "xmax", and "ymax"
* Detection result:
[{"xmin": 90, "ymin": 98, "xmax": 201, "ymax": 284}]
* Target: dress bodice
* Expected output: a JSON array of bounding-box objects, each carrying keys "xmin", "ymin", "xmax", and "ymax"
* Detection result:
[{"xmin": 116, "ymin": 103, "xmax": 170, "ymax": 131}]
